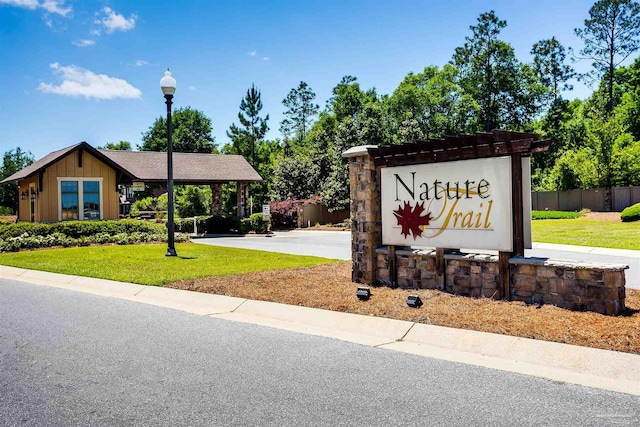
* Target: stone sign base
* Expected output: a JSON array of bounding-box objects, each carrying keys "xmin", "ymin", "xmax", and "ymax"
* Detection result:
[{"xmin": 375, "ymin": 248, "xmax": 627, "ymax": 316}]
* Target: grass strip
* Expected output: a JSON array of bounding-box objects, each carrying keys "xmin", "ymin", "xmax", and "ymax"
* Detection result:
[
  {"xmin": 532, "ymin": 218, "xmax": 640, "ymax": 250},
  {"xmin": 0, "ymin": 243, "xmax": 339, "ymax": 286}
]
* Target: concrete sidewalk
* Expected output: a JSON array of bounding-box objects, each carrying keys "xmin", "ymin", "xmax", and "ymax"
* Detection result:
[{"xmin": 1, "ymin": 264, "xmax": 639, "ymax": 397}]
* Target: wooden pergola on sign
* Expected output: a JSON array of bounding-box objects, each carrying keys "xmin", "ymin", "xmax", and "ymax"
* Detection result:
[{"xmin": 343, "ymin": 130, "xmax": 551, "ymax": 300}]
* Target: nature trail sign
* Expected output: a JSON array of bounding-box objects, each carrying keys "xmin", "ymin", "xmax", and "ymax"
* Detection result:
[{"xmin": 381, "ymin": 157, "xmax": 514, "ymax": 251}]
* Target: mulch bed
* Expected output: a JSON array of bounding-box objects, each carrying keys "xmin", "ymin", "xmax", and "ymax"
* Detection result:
[{"xmin": 168, "ymin": 261, "xmax": 640, "ymax": 355}]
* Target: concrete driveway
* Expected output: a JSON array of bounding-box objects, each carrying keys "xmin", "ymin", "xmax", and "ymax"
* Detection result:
[{"xmin": 192, "ymin": 230, "xmax": 640, "ymax": 289}]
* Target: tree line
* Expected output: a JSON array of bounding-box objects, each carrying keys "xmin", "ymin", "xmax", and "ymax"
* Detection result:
[{"xmin": 2, "ymin": 0, "xmax": 639, "ymax": 215}]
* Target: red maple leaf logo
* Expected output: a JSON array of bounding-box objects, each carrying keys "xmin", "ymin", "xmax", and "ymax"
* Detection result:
[{"xmin": 393, "ymin": 201, "xmax": 432, "ymax": 239}]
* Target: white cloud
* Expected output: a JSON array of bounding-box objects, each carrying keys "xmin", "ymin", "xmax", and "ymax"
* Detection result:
[
  {"xmin": 72, "ymin": 39, "xmax": 95, "ymax": 47},
  {"xmin": 0, "ymin": 0, "xmax": 71, "ymax": 16},
  {"xmin": 262, "ymin": 57, "xmax": 270, "ymax": 61},
  {"xmin": 95, "ymin": 7, "xmax": 136, "ymax": 33},
  {"xmin": 188, "ymin": 86, "xmax": 196, "ymax": 91},
  {"xmin": 40, "ymin": 0, "xmax": 70, "ymax": 15},
  {"xmin": 135, "ymin": 60, "xmax": 149, "ymax": 67},
  {"xmin": 248, "ymin": 50, "xmax": 257, "ymax": 57},
  {"xmin": 0, "ymin": 0, "xmax": 38, "ymax": 9},
  {"xmin": 38, "ymin": 63, "xmax": 142, "ymax": 100}
]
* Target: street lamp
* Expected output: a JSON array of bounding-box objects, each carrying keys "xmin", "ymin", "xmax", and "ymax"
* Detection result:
[{"xmin": 160, "ymin": 69, "xmax": 177, "ymax": 257}]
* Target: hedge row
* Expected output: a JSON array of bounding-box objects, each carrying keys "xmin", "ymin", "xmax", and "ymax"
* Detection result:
[
  {"xmin": 0, "ymin": 232, "xmax": 189, "ymax": 252},
  {"xmin": 0, "ymin": 219, "xmax": 166, "ymax": 240},
  {"xmin": 174, "ymin": 213, "xmax": 269, "ymax": 234},
  {"xmin": 0, "ymin": 219, "xmax": 188, "ymax": 252},
  {"xmin": 531, "ymin": 210, "xmax": 582, "ymax": 220}
]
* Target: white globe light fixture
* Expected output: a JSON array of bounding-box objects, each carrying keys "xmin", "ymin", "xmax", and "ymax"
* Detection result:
[
  {"xmin": 161, "ymin": 69, "xmax": 177, "ymax": 257},
  {"xmin": 160, "ymin": 69, "xmax": 176, "ymax": 96}
]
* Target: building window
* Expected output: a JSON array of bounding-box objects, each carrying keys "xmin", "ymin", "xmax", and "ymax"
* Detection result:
[
  {"xmin": 83, "ymin": 181, "xmax": 100, "ymax": 220},
  {"xmin": 61, "ymin": 181, "xmax": 79, "ymax": 221},
  {"xmin": 58, "ymin": 178, "xmax": 103, "ymax": 221}
]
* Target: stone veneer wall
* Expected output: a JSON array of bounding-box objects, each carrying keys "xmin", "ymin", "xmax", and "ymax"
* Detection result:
[
  {"xmin": 347, "ymin": 148, "xmax": 381, "ymax": 283},
  {"xmin": 375, "ymin": 248, "xmax": 627, "ymax": 316}
]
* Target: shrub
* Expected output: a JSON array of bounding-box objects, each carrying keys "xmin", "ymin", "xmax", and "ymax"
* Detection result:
[
  {"xmin": 238, "ymin": 213, "xmax": 269, "ymax": 234},
  {"xmin": 204, "ymin": 215, "xmax": 242, "ymax": 234},
  {"xmin": 532, "ymin": 210, "xmax": 582, "ymax": 220},
  {"xmin": 130, "ymin": 197, "xmax": 155, "ymax": 217},
  {"xmin": 130, "ymin": 195, "xmax": 169, "ymax": 218},
  {"xmin": 270, "ymin": 199, "xmax": 299, "ymax": 229},
  {"xmin": 621, "ymin": 203, "xmax": 640, "ymax": 222}
]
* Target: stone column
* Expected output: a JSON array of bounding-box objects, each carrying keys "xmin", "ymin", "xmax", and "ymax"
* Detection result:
[
  {"xmin": 342, "ymin": 145, "xmax": 381, "ymax": 285},
  {"xmin": 236, "ymin": 181, "xmax": 248, "ymax": 218},
  {"xmin": 210, "ymin": 183, "xmax": 222, "ymax": 216}
]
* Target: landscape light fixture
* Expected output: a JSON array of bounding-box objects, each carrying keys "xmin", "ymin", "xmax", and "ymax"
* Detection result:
[
  {"xmin": 160, "ymin": 69, "xmax": 177, "ymax": 257},
  {"xmin": 406, "ymin": 294, "xmax": 423, "ymax": 308},
  {"xmin": 356, "ymin": 286, "xmax": 371, "ymax": 301}
]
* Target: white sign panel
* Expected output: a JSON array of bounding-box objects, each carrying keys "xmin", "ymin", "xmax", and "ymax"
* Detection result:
[
  {"xmin": 262, "ymin": 204, "xmax": 270, "ymax": 216},
  {"xmin": 132, "ymin": 181, "xmax": 145, "ymax": 192},
  {"xmin": 381, "ymin": 157, "xmax": 513, "ymax": 251}
]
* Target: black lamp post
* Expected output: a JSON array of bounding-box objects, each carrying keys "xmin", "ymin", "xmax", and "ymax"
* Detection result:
[{"xmin": 160, "ymin": 69, "xmax": 177, "ymax": 257}]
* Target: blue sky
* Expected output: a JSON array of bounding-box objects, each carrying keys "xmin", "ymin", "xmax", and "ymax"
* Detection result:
[{"xmin": 1, "ymin": 0, "xmax": 605, "ymax": 159}]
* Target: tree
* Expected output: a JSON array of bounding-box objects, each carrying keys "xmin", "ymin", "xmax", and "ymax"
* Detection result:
[
  {"xmin": 176, "ymin": 185, "xmax": 211, "ymax": 218},
  {"xmin": 270, "ymin": 154, "xmax": 320, "ymax": 201},
  {"xmin": 139, "ymin": 107, "xmax": 216, "ymax": 153},
  {"xmin": 356, "ymin": 102, "xmax": 393, "ymax": 146},
  {"xmin": 543, "ymin": 148, "xmax": 599, "ymax": 190},
  {"xmin": 574, "ymin": 0, "xmax": 640, "ymax": 114},
  {"xmin": 612, "ymin": 138, "xmax": 640, "ymax": 185},
  {"xmin": 0, "ymin": 148, "xmax": 35, "ymax": 213},
  {"xmin": 452, "ymin": 11, "xmax": 542, "ymax": 131},
  {"xmin": 320, "ymin": 117, "xmax": 359, "ymax": 211},
  {"xmin": 279, "ymin": 81, "xmax": 319, "ymax": 143},
  {"xmin": 225, "ymin": 84, "xmax": 269, "ymax": 168},
  {"xmin": 388, "ymin": 65, "xmax": 479, "ymax": 138},
  {"xmin": 531, "ymin": 37, "xmax": 576, "ymax": 105},
  {"xmin": 326, "ymin": 76, "xmax": 376, "ymax": 122},
  {"xmin": 98, "ymin": 141, "xmax": 132, "ymax": 150}
]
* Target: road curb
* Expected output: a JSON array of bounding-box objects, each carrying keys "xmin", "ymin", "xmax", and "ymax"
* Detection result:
[
  {"xmin": 2, "ymin": 267, "xmax": 639, "ymax": 396},
  {"xmin": 214, "ymin": 299, "xmax": 413, "ymax": 347}
]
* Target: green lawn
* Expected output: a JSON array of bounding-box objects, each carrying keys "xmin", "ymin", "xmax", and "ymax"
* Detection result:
[
  {"xmin": 532, "ymin": 218, "xmax": 640, "ymax": 250},
  {"xmin": 0, "ymin": 243, "xmax": 339, "ymax": 286}
]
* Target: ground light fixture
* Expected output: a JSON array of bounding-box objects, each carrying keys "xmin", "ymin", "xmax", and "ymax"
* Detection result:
[
  {"xmin": 406, "ymin": 294, "xmax": 423, "ymax": 308},
  {"xmin": 160, "ymin": 69, "xmax": 177, "ymax": 257},
  {"xmin": 356, "ymin": 286, "xmax": 371, "ymax": 301}
]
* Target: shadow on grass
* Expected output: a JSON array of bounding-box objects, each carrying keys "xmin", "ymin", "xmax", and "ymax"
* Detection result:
[{"xmin": 178, "ymin": 256, "xmax": 197, "ymax": 260}]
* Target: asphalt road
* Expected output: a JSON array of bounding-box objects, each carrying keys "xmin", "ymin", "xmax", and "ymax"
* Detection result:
[
  {"xmin": 1, "ymin": 279, "xmax": 639, "ymax": 426},
  {"xmin": 194, "ymin": 231, "xmax": 640, "ymax": 289}
]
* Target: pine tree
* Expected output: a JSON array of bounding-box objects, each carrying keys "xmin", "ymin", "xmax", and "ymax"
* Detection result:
[
  {"xmin": 279, "ymin": 81, "xmax": 319, "ymax": 143},
  {"xmin": 574, "ymin": 0, "xmax": 640, "ymax": 114},
  {"xmin": 226, "ymin": 84, "xmax": 269, "ymax": 168}
]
